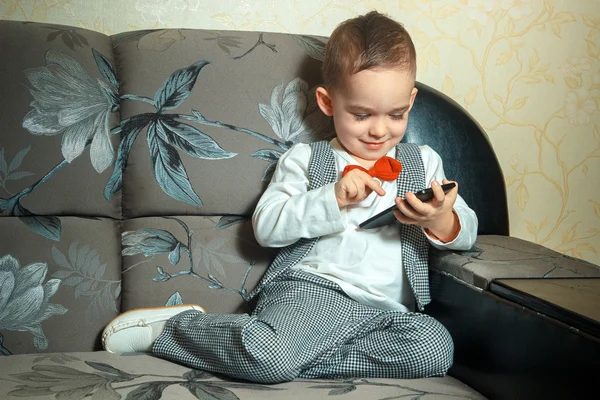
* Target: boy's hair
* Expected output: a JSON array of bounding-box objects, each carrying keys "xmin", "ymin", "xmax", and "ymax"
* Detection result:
[{"xmin": 322, "ymin": 11, "xmax": 416, "ymax": 88}]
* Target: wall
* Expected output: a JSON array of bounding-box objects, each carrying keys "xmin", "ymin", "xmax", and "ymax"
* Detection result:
[{"xmin": 1, "ymin": 0, "xmax": 599, "ymax": 265}]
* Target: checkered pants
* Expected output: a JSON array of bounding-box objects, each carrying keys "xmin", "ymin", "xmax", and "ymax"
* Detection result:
[{"xmin": 152, "ymin": 271, "xmax": 453, "ymax": 384}]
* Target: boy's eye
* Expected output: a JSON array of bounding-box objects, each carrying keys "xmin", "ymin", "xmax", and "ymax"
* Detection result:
[{"xmin": 352, "ymin": 113, "xmax": 406, "ymax": 121}]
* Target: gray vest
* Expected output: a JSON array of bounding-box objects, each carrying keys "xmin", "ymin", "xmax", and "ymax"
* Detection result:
[{"xmin": 249, "ymin": 141, "xmax": 431, "ymax": 310}]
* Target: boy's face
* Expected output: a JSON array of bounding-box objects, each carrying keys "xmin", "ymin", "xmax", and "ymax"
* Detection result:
[{"xmin": 316, "ymin": 68, "xmax": 418, "ymax": 167}]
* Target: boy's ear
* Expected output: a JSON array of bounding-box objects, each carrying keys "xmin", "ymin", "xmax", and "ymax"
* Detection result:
[
  {"xmin": 316, "ymin": 87, "xmax": 334, "ymax": 116},
  {"xmin": 407, "ymin": 87, "xmax": 418, "ymax": 112}
]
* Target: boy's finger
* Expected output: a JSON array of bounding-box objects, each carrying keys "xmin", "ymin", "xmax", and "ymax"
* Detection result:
[
  {"xmin": 430, "ymin": 181, "xmax": 446, "ymax": 207},
  {"xmin": 364, "ymin": 176, "xmax": 386, "ymax": 196},
  {"xmin": 344, "ymin": 181, "xmax": 358, "ymax": 199},
  {"xmin": 393, "ymin": 209, "xmax": 408, "ymax": 223},
  {"xmin": 355, "ymin": 183, "xmax": 366, "ymax": 200},
  {"xmin": 403, "ymin": 192, "xmax": 427, "ymax": 213},
  {"xmin": 439, "ymin": 179, "xmax": 458, "ymax": 207},
  {"xmin": 396, "ymin": 196, "xmax": 421, "ymax": 219}
]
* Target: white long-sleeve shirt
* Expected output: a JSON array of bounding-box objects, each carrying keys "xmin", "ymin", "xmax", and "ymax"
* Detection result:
[{"xmin": 252, "ymin": 139, "xmax": 478, "ymax": 312}]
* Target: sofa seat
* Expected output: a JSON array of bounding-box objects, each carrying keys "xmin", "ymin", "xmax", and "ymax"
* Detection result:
[{"xmin": 0, "ymin": 351, "xmax": 486, "ymax": 400}]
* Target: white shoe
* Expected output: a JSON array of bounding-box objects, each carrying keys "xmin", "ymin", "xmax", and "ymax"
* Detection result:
[{"xmin": 102, "ymin": 304, "xmax": 205, "ymax": 354}]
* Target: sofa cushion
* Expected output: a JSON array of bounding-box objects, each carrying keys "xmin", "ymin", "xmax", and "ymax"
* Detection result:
[
  {"xmin": 120, "ymin": 216, "xmax": 274, "ymax": 314},
  {"xmin": 0, "ymin": 217, "xmax": 121, "ymax": 354},
  {"xmin": 113, "ymin": 29, "xmax": 335, "ymax": 218},
  {"xmin": 0, "ymin": 21, "xmax": 122, "ymax": 219},
  {"xmin": 0, "ymin": 351, "xmax": 487, "ymax": 399}
]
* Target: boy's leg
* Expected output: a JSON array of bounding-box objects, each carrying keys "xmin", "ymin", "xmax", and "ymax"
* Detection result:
[
  {"xmin": 299, "ymin": 308, "xmax": 454, "ymax": 380},
  {"xmin": 152, "ymin": 273, "xmax": 364, "ymax": 383}
]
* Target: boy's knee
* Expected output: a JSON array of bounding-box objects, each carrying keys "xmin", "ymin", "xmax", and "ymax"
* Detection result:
[{"xmin": 419, "ymin": 318, "xmax": 454, "ymax": 377}]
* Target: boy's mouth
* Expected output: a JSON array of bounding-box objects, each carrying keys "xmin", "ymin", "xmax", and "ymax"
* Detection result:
[{"xmin": 362, "ymin": 141, "xmax": 385, "ymax": 150}]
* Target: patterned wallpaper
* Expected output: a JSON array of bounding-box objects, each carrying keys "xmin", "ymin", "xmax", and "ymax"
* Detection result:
[{"xmin": 1, "ymin": 0, "xmax": 599, "ymax": 266}]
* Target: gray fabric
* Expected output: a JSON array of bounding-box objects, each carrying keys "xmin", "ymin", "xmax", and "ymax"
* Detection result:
[
  {"xmin": 112, "ymin": 29, "xmax": 334, "ymax": 218},
  {"xmin": 153, "ymin": 269, "xmax": 453, "ymax": 383},
  {"xmin": 429, "ymin": 235, "xmax": 600, "ymax": 290},
  {"xmin": 120, "ymin": 216, "xmax": 274, "ymax": 315},
  {"xmin": 0, "ymin": 351, "xmax": 487, "ymax": 399},
  {"xmin": 0, "ymin": 217, "xmax": 121, "ymax": 354},
  {"xmin": 0, "ymin": 21, "xmax": 335, "ymax": 355},
  {"xmin": 0, "ymin": 21, "xmax": 122, "ymax": 218}
]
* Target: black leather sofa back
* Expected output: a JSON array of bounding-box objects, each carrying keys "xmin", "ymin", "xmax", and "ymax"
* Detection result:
[{"xmin": 406, "ymin": 82, "xmax": 509, "ymax": 236}]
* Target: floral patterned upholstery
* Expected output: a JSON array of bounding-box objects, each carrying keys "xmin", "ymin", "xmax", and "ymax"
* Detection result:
[
  {"xmin": 0, "ymin": 21, "xmax": 334, "ymax": 357},
  {"xmin": 0, "ymin": 352, "xmax": 486, "ymax": 400}
]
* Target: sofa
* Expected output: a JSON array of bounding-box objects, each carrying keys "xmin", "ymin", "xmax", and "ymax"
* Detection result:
[{"xmin": 1, "ymin": 20, "xmax": 599, "ymax": 400}]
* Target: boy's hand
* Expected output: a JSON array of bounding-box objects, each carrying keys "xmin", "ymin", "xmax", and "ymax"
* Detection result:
[
  {"xmin": 393, "ymin": 179, "xmax": 459, "ymax": 239},
  {"xmin": 335, "ymin": 169, "xmax": 386, "ymax": 209}
]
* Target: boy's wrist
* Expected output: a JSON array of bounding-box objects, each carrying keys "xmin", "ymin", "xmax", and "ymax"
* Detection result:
[{"xmin": 424, "ymin": 210, "xmax": 460, "ymax": 243}]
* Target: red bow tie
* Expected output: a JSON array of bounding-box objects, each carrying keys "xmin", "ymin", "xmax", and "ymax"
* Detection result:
[{"xmin": 342, "ymin": 156, "xmax": 402, "ymax": 181}]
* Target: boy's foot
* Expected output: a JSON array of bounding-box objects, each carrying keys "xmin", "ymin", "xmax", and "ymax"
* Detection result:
[{"xmin": 102, "ymin": 304, "xmax": 205, "ymax": 354}]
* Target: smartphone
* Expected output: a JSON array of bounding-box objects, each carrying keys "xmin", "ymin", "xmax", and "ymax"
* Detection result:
[
  {"xmin": 358, "ymin": 182, "xmax": 457, "ymax": 229},
  {"xmin": 412, "ymin": 182, "xmax": 456, "ymax": 202}
]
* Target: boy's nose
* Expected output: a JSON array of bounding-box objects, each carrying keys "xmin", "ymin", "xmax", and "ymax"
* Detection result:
[{"xmin": 369, "ymin": 120, "xmax": 387, "ymax": 138}]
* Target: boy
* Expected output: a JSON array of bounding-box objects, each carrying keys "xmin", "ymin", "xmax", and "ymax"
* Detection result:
[{"xmin": 102, "ymin": 11, "xmax": 478, "ymax": 383}]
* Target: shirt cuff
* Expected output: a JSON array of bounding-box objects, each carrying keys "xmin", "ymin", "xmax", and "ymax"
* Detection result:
[{"xmin": 321, "ymin": 182, "xmax": 346, "ymax": 233}]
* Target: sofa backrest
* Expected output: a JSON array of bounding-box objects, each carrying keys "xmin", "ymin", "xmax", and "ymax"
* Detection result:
[
  {"xmin": 406, "ymin": 83, "xmax": 509, "ymax": 236},
  {"xmin": 0, "ymin": 20, "xmax": 507, "ymax": 355}
]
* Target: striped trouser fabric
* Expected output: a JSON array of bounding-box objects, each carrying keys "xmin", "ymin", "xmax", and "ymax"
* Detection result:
[{"xmin": 152, "ymin": 270, "xmax": 454, "ymax": 384}]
